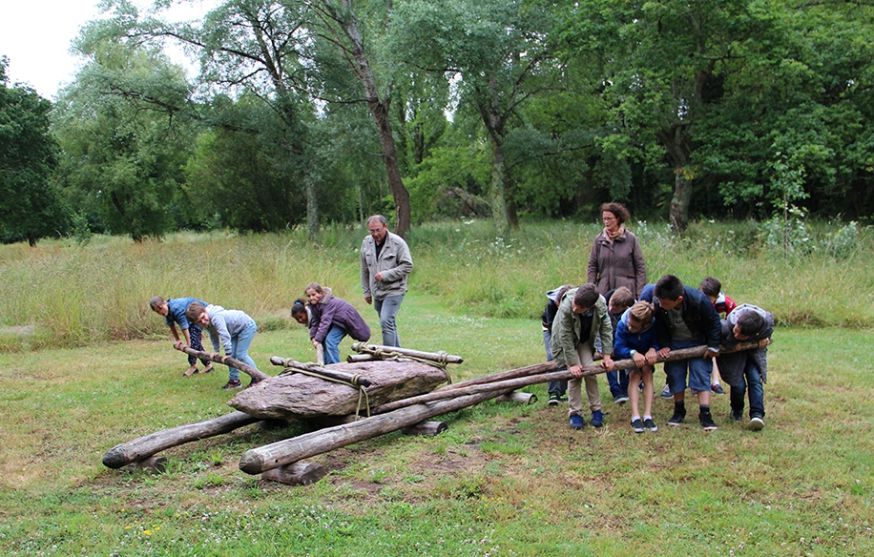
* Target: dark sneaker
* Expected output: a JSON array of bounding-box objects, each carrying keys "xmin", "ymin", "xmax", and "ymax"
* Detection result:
[
  {"xmin": 569, "ymin": 414, "xmax": 586, "ymax": 430},
  {"xmin": 699, "ymin": 412, "xmax": 718, "ymax": 431},
  {"xmin": 749, "ymin": 416, "xmax": 765, "ymax": 431},
  {"xmin": 222, "ymin": 379, "xmax": 242, "ymax": 390},
  {"xmin": 730, "ymin": 409, "xmax": 743, "ymax": 422},
  {"xmin": 660, "ymin": 384, "xmax": 673, "ymax": 399},
  {"xmin": 613, "ymin": 394, "xmax": 629, "ymax": 405},
  {"xmin": 668, "ymin": 405, "xmax": 686, "ymax": 426},
  {"xmin": 591, "ymin": 410, "xmax": 604, "ymax": 428},
  {"xmin": 548, "ymin": 393, "xmax": 560, "ymax": 406},
  {"xmin": 643, "ymin": 418, "xmax": 658, "ymax": 432},
  {"xmin": 711, "ymin": 384, "xmax": 726, "ymax": 395},
  {"xmin": 631, "ymin": 418, "xmax": 645, "ymax": 433}
]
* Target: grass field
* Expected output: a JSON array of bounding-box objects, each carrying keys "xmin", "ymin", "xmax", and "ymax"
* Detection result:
[{"xmin": 1, "ymin": 221, "xmax": 873, "ymax": 555}]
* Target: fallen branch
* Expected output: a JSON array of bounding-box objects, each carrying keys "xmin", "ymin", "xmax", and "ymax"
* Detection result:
[
  {"xmin": 351, "ymin": 342, "xmax": 464, "ymax": 365},
  {"xmin": 173, "ymin": 342, "xmax": 270, "ymax": 382},
  {"xmin": 372, "ymin": 341, "xmax": 767, "ymax": 414},
  {"xmin": 269, "ymin": 356, "xmax": 372, "ymax": 387},
  {"xmin": 103, "ymin": 411, "xmax": 260, "ymax": 469},
  {"xmin": 239, "ymin": 388, "xmax": 508, "ymax": 475}
]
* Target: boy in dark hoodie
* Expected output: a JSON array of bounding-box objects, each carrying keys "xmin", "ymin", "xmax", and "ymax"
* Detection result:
[{"xmin": 641, "ymin": 275, "xmax": 721, "ymax": 431}]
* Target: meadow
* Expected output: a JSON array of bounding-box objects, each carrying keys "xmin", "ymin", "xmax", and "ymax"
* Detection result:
[{"xmin": 0, "ymin": 220, "xmax": 872, "ymax": 556}]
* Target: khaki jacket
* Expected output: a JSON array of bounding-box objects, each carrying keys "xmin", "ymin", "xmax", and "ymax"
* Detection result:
[
  {"xmin": 550, "ymin": 288, "xmax": 613, "ymax": 367},
  {"xmin": 360, "ymin": 231, "xmax": 413, "ymax": 300}
]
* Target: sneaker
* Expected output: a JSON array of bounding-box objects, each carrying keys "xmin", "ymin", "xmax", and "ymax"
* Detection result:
[
  {"xmin": 202, "ymin": 364, "xmax": 214, "ymax": 374},
  {"xmin": 660, "ymin": 385, "xmax": 673, "ymax": 399},
  {"xmin": 668, "ymin": 405, "xmax": 686, "ymax": 426},
  {"xmin": 221, "ymin": 379, "xmax": 242, "ymax": 390},
  {"xmin": 591, "ymin": 410, "xmax": 604, "ymax": 428},
  {"xmin": 613, "ymin": 394, "xmax": 629, "ymax": 405},
  {"xmin": 643, "ymin": 418, "xmax": 659, "ymax": 432},
  {"xmin": 699, "ymin": 412, "xmax": 718, "ymax": 431},
  {"xmin": 548, "ymin": 393, "xmax": 560, "ymax": 406},
  {"xmin": 711, "ymin": 384, "xmax": 726, "ymax": 395},
  {"xmin": 569, "ymin": 414, "xmax": 586, "ymax": 430},
  {"xmin": 182, "ymin": 366, "xmax": 198, "ymax": 377},
  {"xmin": 729, "ymin": 409, "xmax": 743, "ymax": 422},
  {"xmin": 631, "ymin": 418, "xmax": 645, "ymax": 433},
  {"xmin": 749, "ymin": 416, "xmax": 765, "ymax": 431}
]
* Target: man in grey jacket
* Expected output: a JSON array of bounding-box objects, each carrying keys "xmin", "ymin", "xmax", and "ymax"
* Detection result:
[{"xmin": 360, "ymin": 215, "xmax": 413, "ymax": 347}]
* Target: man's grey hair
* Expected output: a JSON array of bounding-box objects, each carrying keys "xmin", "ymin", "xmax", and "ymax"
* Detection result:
[{"xmin": 367, "ymin": 214, "xmax": 388, "ymax": 226}]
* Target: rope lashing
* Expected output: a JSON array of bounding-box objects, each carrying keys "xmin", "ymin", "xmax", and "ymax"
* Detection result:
[{"xmin": 280, "ymin": 366, "xmax": 372, "ymax": 418}]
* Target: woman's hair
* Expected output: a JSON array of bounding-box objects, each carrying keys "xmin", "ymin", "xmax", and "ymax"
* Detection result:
[
  {"xmin": 149, "ymin": 296, "xmax": 166, "ymax": 311},
  {"xmin": 290, "ymin": 298, "xmax": 308, "ymax": 318},
  {"xmin": 599, "ymin": 202, "xmax": 630, "ymax": 224},
  {"xmin": 304, "ymin": 283, "xmax": 324, "ymax": 295},
  {"xmin": 185, "ymin": 302, "xmax": 208, "ymax": 322}
]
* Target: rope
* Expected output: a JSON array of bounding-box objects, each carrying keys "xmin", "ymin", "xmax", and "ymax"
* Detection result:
[
  {"xmin": 281, "ymin": 365, "xmax": 372, "ymax": 418},
  {"xmin": 356, "ymin": 348, "xmax": 453, "ymax": 384}
]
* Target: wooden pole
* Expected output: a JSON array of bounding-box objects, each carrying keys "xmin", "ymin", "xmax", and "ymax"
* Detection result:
[
  {"xmin": 269, "ymin": 356, "xmax": 372, "ymax": 387},
  {"xmin": 350, "ymin": 342, "xmax": 464, "ymax": 365},
  {"xmin": 103, "ymin": 411, "xmax": 260, "ymax": 469},
  {"xmin": 173, "ymin": 343, "xmax": 270, "ymax": 382},
  {"xmin": 371, "ymin": 341, "xmax": 766, "ymax": 414},
  {"xmin": 239, "ymin": 389, "xmax": 510, "ymax": 474}
]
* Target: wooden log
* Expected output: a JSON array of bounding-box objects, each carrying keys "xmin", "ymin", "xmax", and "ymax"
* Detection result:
[
  {"xmin": 269, "ymin": 356, "xmax": 373, "ymax": 387},
  {"xmin": 371, "ymin": 341, "xmax": 767, "ymax": 414},
  {"xmin": 351, "ymin": 342, "xmax": 464, "ymax": 365},
  {"xmin": 261, "ymin": 460, "xmax": 327, "ymax": 486},
  {"xmin": 173, "ymin": 343, "xmax": 269, "ymax": 382},
  {"xmin": 103, "ymin": 411, "xmax": 260, "ymax": 469},
  {"xmin": 229, "ymin": 359, "xmax": 449, "ymax": 420},
  {"xmin": 403, "ymin": 420, "xmax": 448, "ymax": 436},
  {"xmin": 495, "ymin": 391, "xmax": 537, "ymax": 405},
  {"xmin": 239, "ymin": 388, "xmax": 509, "ymax": 474},
  {"xmin": 123, "ymin": 455, "xmax": 167, "ymax": 474},
  {"xmin": 346, "ymin": 354, "xmax": 376, "ymax": 363},
  {"xmin": 439, "ymin": 361, "xmax": 559, "ymax": 391}
]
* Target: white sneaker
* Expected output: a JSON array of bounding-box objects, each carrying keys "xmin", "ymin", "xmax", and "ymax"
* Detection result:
[{"xmin": 749, "ymin": 417, "xmax": 765, "ymax": 431}]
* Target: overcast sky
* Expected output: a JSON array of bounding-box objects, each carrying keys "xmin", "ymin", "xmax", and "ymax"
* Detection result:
[{"xmin": 0, "ymin": 0, "xmax": 215, "ymax": 100}]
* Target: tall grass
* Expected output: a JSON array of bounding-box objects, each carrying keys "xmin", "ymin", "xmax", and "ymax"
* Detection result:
[{"xmin": 1, "ymin": 219, "xmax": 872, "ymax": 350}]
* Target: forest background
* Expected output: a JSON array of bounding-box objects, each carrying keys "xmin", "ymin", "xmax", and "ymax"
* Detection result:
[{"xmin": 2, "ymin": 0, "xmax": 873, "ymax": 246}]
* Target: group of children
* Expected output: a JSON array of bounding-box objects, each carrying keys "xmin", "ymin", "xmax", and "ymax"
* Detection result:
[
  {"xmin": 150, "ymin": 283, "xmax": 371, "ymax": 390},
  {"xmin": 541, "ymin": 275, "xmax": 774, "ymax": 433},
  {"xmin": 149, "ymin": 274, "xmax": 773, "ymax": 433}
]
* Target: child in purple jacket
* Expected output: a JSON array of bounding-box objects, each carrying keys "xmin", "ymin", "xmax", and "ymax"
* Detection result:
[{"xmin": 302, "ymin": 283, "xmax": 371, "ymax": 365}]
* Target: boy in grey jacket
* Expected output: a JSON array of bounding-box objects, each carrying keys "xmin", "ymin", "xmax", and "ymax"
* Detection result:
[
  {"xmin": 550, "ymin": 284, "xmax": 614, "ymax": 429},
  {"xmin": 186, "ymin": 302, "xmax": 258, "ymax": 390},
  {"xmin": 360, "ymin": 215, "xmax": 413, "ymax": 347}
]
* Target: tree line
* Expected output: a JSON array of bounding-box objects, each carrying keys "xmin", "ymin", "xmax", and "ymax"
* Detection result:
[{"xmin": 2, "ymin": 0, "xmax": 872, "ymax": 245}]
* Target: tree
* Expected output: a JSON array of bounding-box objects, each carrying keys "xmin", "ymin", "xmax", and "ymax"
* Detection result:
[
  {"xmin": 309, "ymin": 0, "xmax": 413, "ymax": 237},
  {"xmin": 93, "ymin": 0, "xmax": 318, "ymax": 235},
  {"xmin": 52, "ymin": 43, "xmax": 196, "ymax": 241},
  {"xmin": 559, "ymin": 0, "xmax": 770, "ymax": 232},
  {"xmin": 0, "ymin": 57, "xmax": 66, "ymax": 245},
  {"xmin": 393, "ymin": 0, "xmax": 561, "ymax": 231}
]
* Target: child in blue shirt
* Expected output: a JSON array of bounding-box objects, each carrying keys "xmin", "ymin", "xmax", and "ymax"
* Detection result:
[
  {"xmin": 149, "ymin": 295, "xmax": 213, "ymax": 377},
  {"xmin": 613, "ymin": 301, "xmax": 660, "ymax": 432}
]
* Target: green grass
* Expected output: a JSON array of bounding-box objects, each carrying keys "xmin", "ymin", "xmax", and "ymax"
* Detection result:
[
  {"xmin": 0, "ymin": 290, "xmax": 872, "ymax": 556},
  {"xmin": 1, "ymin": 219, "xmax": 872, "ymax": 351},
  {"xmin": 1, "ymin": 221, "xmax": 872, "ymax": 555}
]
